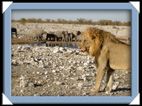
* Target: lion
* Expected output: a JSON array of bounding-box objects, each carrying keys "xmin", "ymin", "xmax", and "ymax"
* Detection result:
[{"xmin": 78, "ymin": 27, "xmax": 131, "ymax": 93}]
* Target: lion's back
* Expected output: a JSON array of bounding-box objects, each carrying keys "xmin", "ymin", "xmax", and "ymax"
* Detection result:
[{"xmin": 106, "ymin": 41, "xmax": 131, "ymax": 70}]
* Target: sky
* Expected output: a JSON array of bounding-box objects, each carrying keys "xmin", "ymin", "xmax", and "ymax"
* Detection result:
[{"xmin": 11, "ymin": 10, "xmax": 131, "ymax": 22}]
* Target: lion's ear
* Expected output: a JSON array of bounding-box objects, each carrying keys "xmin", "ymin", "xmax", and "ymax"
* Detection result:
[
  {"xmin": 89, "ymin": 32, "xmax": 96, "ymax": 40},
  {"xmin": 92, "ymin": 34, "xmax": 96, "ymax": 40},
  {"xmin": 91, "ymin": 30, "xmax": 100, "ymax": 40}
]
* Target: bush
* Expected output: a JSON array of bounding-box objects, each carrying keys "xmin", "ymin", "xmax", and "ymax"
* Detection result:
[
  {"xmin": 14, "ymin": 18, "xmax": 131, "ymax": 26},
  {"xmin": 19, "ymin": 18, "xmax": 26, "ymax": 25}
]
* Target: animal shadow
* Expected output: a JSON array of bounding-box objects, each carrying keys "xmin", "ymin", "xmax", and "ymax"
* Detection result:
[{"xmin": 112, "ymin": 88, "xmax": 131, "ymax": 92}]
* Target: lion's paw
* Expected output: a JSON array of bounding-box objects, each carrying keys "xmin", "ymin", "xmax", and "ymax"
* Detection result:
[{"xmin": 91, "ymin": 88, "xmax": 99, "ymax": 93}]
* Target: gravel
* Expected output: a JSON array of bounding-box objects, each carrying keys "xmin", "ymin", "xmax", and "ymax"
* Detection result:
[{"xmin": 11, "ymin": 45, "xmax": 131, "ymax": 96}]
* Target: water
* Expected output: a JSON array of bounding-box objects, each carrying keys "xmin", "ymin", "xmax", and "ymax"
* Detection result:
[{"xmin": 21, "ymin": 42, "xmax": 79, "ymax": 49}]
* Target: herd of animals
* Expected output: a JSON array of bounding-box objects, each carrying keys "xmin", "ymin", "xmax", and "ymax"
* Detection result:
[{"xmin": 11, "ymin": 27, "xmax": 82, "ymax": 42}]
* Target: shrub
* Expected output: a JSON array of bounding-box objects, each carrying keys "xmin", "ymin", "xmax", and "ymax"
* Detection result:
[
  {"xmin": 19, "ymin": 18, "xmax": 26, "ymax": 25},
  {"xmin": 14, "ymin": 18, "xmax": 131, "ymax": 26}
]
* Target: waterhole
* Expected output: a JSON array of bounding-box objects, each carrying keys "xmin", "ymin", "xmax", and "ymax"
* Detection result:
[{"xmin": 19, "ymin": 42, "xmax": 79, "ymax": 49}]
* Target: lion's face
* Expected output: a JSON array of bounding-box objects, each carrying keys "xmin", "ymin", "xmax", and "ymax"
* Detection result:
[
  {"xmin": 78, "ymin": 27, "xmax": 102, "ymax": 57},
  {"xmin": 78, "ymin": 33, "xmax": 91, "ymax": 52}
]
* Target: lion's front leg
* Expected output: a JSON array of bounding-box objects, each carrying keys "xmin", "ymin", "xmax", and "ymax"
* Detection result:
[
  {"xmin": 91, "ymin": 46, "xmax": 109, "ymax": 93},
  {"xmin": 91, "ymin": 68, "xmax": 106, "ymax": 93}
]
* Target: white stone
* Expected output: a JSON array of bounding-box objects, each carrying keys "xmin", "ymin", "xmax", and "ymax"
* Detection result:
[
  {"xmin": 52, "ymin": 70, "xmax": 56, "ymax": 73},
  {"xmin": 78, "ymin": 83, "xmax": 83, "ymax": 88},
  {"xmin": 19, "ymin": 76, "xmax": 28, "ymax": 88},
  {"xmin": 44, "ymin": 71, "xmax": 48, "ymax": 75},
  {"xmin": 36, "ymin": 72, "xmax": 40, "ymax": 74},
  {"xmin": 112, "ymin": 82, "xmax": 119, "ymax": 90},
  {"xmin": 84, "ymin": 63, "xmax": 88, "ymax": 66},
  {"xmin": 78, "ymin": 67, "xmax": 83, "ymax": 70},
  {"xmin": 29, "ymin": 82, "xmax": 34, "ymax": 86},
  {"xmin": 56, "ymin": 81, "xmax": 62, "ymax": 85}
]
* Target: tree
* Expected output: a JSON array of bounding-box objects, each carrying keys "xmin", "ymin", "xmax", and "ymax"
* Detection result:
[
  {"xmin": 26, "ymin": 18, "xmax": 36, "ymax": 23},
  {"xmin": 36, "ymin": 18, "xmax": 42, "ymax": 23},
  {"xmin": 46, "ymin": 19, "xmax": 51, "ymax": 23},
  {"xmin": 77, "ymin": 18, "xmax": 86, "ymax": 24},
  {"xmin": 20, "ymin": 18, "xmax": 26, "ymax": 25}
]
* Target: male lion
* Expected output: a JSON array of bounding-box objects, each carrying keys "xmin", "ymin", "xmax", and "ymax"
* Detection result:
[{"xmin": 78, "ymin": 27, "xmax": 131, "ymax": 93}]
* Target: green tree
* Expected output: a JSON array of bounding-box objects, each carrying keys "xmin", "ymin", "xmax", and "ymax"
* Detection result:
[
  {"xmin": 20, "ymin": 18, "xmax": 26, "ymax": 25},
  {"xmin": 26, "ymin": 18, "xmax": 36, "ymax": 23},
  {"xmin": 46, "ymin": 19, "xmax": 51, "ymax": 23},
  {"xmin": 87, "ymin": 19, "xmax": 93, "ymax": 25},
  {"xmin": 36, "ymin": 18, "xmax": 42, "ymax": 23},
  {"xmin": 77, "ymin": 18, "xmax": 86, "ymax": 24}
]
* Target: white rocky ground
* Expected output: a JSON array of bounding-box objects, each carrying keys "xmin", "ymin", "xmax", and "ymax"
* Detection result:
[
  {"xmin": 11, "ymin": 45, "xmax": 131, "ymax": 96},
  {"xmin": 11, "ymin": 22, "xmax": 131, "ymax": 96}
]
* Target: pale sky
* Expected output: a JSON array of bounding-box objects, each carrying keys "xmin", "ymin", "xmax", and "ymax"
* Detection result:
[{"xmin": 11, "ymin": 10, "xmax": 131, "ymax": 22}]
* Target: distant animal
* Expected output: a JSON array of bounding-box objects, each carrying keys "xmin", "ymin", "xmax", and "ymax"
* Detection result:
[
  {"xmin": 70, "ymin": 30, "xmax": 81, "ymax": 42},
  {"xmin": 47, "ymin": 31, "xmax": 57, "ymax": 41},
  {"xmin": 78, "ymin": 27, "xmax": 131, "ymax": 93},
  {"xmin": 29, "ymin": 29, "xmax": 47, "ymax": 41},
  {"xmin": 54, "ymin": 31, "xmax": 69, "ymax": 42},
  {"xmin": 41, "ymin": 33, "xmax": 47, "ymax": 41},
  {"xmin": 62, "ymin": 31, "xmax": 69, "ymax": 42},
  {"xmin": 11, "ymin": 27, "xmax": 17, "ymax": 38}
]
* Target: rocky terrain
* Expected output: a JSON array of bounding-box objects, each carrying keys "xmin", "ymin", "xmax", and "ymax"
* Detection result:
[
  {"xmin": 11, "ymin": 45, "xmax": 131, "ymax": 96},
  {"xmin": 11, "ymin": 22, "xmax": 131, "ymax": 96}
]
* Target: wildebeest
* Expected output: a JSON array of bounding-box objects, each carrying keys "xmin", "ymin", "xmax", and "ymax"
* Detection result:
[
  {"xmin": 11, "ymin": 27, "xmax": 17, "ymax": 38},
  {"xmin": 47, "ymin": 31, "xmax": 57, "ymax": 41},
  {"xmin": 62, "ymin": 31, "xmax": 69, "ymax": 42},
  {"xmin": 70, "ymin": 30, "xmax": 81, "ymax": 42}
]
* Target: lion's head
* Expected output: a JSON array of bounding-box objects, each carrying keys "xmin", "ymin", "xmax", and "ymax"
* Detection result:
[
  {"xmin": 78, "ymin": 27, "xmax": 119, "ymax": 57},
  {"xmin": 78, "ymin": 32, "xmax": 90, "ymax": 53},
  {"xmin": 78, "ymin": 27, "xmax": 104, "ymax": 57}
]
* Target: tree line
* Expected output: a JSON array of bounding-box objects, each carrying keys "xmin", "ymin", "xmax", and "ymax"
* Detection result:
[{"xmin": 12, "ymin": 18, "xmax": 131, "ymax": 26}]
